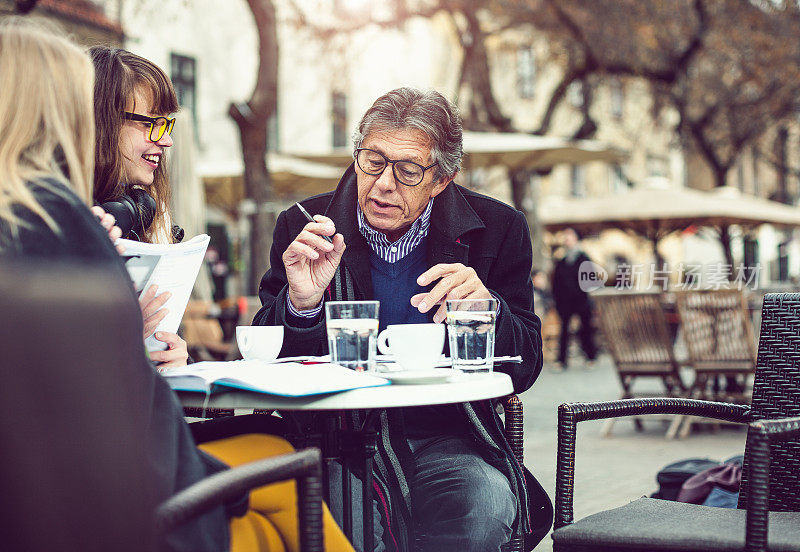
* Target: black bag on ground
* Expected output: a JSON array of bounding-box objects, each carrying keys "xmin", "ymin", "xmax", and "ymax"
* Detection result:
[{"xmin": 650, "ymin": 458, "xmax": 720, "ymax": 501}]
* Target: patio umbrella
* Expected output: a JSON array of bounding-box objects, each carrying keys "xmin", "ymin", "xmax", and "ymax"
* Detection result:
[
  {"xmin": 208, "ymin": 133, "xmax": 624, "ymax": 273},
  {"xmin": 198, "ymin": 132, "xmax": 624, "ymax": 209},
  {"xmin": 461, "ymin": 132, "xmax": 625, "ymax": 171},
  {"xmin": 539, "ymin": 183, "xmax": 800, "ymax": 266},
  {"xmin": 197, "ymin": 153, "xmax": 343, "ymax": 209},
  {"xmin": 268, "ymin": 154, "xmax": 342, "ymax": 197},
  {"xmin": 289, "ymin": 131, "xmax": 626, "ymax": 171},
  {"xmin": 539, "ymin": 185, "xmax": 800, "ymax": 234}
]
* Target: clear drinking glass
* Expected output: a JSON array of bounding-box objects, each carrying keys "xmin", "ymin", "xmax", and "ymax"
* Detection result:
[
  {"xmin": 445, "ymin": 298, "xmax": 497, "ymax": 373},
  {"xmin": 325, "ymin": 300, "xmax": 380, "ymax": 372}
]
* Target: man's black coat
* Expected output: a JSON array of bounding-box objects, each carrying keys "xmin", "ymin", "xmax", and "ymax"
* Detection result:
[
  {"xmin": 253, "ymin": 164, "xmax": 552, "ymax": 549},
  {"xmin": 254, "ymin": 164, "xmax": 543, "ymax": 393}
]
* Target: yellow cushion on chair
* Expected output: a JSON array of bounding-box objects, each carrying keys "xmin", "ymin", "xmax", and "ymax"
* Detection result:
[
  {"xmin": 230, "ymin": 511, "xmax": 285, "ymax": 552},
  {"xmin": 199, "ymin": 433, "xmax": 355, "ymax": 552}
]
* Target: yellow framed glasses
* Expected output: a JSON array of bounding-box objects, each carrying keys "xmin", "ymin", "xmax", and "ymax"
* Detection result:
[{"xmin": 123, "ymin": 112, "xmax": 176, "ymax": 142}]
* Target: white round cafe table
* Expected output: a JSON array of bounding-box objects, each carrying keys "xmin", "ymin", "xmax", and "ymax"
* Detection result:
[
  {"xmin": 179, "ymin": 369, "xmax": 513, "ymax": 552},
  {"xmin": 177, "ymin": 371, "xmax": 513, "ymax": 411}
]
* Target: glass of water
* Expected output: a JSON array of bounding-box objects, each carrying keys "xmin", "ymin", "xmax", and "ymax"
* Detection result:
[
  {"xmin": 445, "ymin": 298, "xmax": 497, "ymax": 373},
  {"xmin": 325, "ymin": 300, "xmax": 380, "ymax": 372}
]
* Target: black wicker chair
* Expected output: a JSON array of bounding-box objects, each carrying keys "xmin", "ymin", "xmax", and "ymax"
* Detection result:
[
  {"xmin": 501, "ymin": 394, "xmax": 525, "ymax": 552},
  {"xmin": 157, "ymin": 448, "xmax": 325, "ymax": 552},
  {"xmin": 550, "ymin": 293, "xmax": 800, "ymax": 552}
]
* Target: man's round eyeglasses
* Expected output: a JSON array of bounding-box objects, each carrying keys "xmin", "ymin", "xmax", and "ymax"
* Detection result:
[
  {"xmin": 355, "ymin": 148, "xmax": 438, "ymax": 187},
  {"xmin": 123, "ymin": 112, "xmax": 176, "ymax": 142}
]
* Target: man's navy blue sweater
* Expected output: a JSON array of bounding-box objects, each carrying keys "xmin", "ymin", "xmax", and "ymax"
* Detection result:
[
  {"xmin": 370, "ymin": 241, "xmax": 429, "ymax": 331},
  {"xmin": 370, "ymin": 240, "xmax": 467, "ymax": 437}
]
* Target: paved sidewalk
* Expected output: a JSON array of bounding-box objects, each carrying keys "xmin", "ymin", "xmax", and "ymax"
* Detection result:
[{"xmin": 519, "ymin": 355, "xmax": 747, "ymax": 552}]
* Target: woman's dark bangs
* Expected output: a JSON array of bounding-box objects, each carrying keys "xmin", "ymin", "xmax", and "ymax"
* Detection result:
[{"xmin": 148, "ymin": 70, "xmax": 178, "ymax": 116}]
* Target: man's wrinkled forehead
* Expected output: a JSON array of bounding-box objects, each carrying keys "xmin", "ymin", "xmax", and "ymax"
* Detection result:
[{"xmin": 362, "ymin": 127, "xmax": 434, "ymax": 164}]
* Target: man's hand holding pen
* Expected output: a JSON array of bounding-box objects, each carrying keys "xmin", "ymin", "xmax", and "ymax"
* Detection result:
[{"xmin": 283, "ymin": 206, "xmax": 346, "ymax": 311}]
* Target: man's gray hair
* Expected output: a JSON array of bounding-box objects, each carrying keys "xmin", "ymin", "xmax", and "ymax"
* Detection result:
[{"xmin": 352, "ymin": 87, "xmax": 463, "ymax": 181}]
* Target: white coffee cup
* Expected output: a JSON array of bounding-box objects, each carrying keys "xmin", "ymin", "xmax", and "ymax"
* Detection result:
[
  {"xmin": 236, "ymin": 326, "xmax": 284, "ymax": 361},
  {"xmin": 377, "ymin": 323, "xmax": 445, "ymax": 371}
]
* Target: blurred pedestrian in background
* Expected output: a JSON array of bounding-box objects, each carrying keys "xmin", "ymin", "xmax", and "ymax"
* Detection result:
[{"xmin": 552, "ymin": 228, "xmax": 597, "ymax": 370}]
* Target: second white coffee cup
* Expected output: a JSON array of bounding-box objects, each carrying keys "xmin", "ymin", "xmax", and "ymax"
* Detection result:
[
  {"xmin": 236, "ymin": 325, "xmax": 284, "ymax": 361},
  {"xmin": 377, "ymin": 323, "xmax": 445, "ymax": 371}
]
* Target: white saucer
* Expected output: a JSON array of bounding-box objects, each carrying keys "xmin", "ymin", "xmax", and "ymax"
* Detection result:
[{"xmin": 381, "ymin": 369, "xmax": 456, "ymax": 385}]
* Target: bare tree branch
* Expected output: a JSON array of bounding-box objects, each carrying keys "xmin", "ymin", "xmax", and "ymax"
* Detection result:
[{"xmin": 230, "ymin": 0, "xmax": 279, "ymax": 292}]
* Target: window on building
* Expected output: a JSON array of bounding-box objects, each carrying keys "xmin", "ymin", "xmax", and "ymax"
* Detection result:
[
  {"xmin": 567, "ymin": 81, "xmax": 583, "ymax": 107},
  {"xmin": 267, "ymin": 108, "xmax": 279, "ymax": 152},
  {"xmin": 646, "ymin": 155, "xmax": 669, "ymax": 179},
  {"xmin": 752, "ymin": 149, "xmax": 760, "ymax": 196},
  {"xmin": 332, "ymin": 91, "xmax": 348, "ymax": 148},
  {"xmin": 170, "ymin": 54, "xmax": 196, "ymax": 130},
  {"xmin": 570, "ymin": 165, "xmax": 586, "ymax": 197},
  {"xmin": 609, "ymin": 78, "xmax": 624, "ymax": 119},
  {"xmin": 737, "ymin": 158, "xmax": 745, "ymax": 191},
  {"xmin": 777, "ymin": 241, "xmax": 790, "ymax": 282},
  {"xmin": 609, "ymin": 164, "xmax": 629, "ymax": 193},
  {"xmin": 516, "ymin": 47, "xmax": 536, "ymax": 99},
  {"xmin": 742, "ymin": 236, "xmax": 759, "ymax": 285}
]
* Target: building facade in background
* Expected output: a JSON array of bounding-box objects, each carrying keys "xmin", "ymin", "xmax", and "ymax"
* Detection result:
[
  {"xmin": 0, "ymin": 0, "xmax": 123, "ymax": 45},
  {"xmin": 13, "ymin": 0, "xmax": 799, "ymax": 292}
]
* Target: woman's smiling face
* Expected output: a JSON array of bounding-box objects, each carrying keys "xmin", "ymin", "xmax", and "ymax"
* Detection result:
[{"xmin": 118, "ymin": 86, "xmax": 173, "ymax": 186}]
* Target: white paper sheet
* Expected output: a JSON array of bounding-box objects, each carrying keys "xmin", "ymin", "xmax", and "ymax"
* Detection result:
[{"xmin": 119, "ymin": 234, "xmax": 210, "ymax": 352}]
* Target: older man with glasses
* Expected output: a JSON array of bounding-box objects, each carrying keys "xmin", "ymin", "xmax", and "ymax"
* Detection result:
[{"xmin": 254, "ymin": 87, "xmax": 551, "ymax": 551}]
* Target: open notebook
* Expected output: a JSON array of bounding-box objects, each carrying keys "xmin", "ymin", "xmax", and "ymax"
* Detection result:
[{"xmin": 163, "ymin": 360, "xmax": 390, "ymax": 397}]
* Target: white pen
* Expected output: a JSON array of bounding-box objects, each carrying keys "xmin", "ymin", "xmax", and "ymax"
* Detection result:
[{"xmin": 295, "ymin": 202, "xmax": 333, "ymax": 243}]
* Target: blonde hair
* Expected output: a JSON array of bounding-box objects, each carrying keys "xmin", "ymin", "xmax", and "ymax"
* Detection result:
[{"xmin": 0, "ymin": 17, "xmax": 95, "ymax": 233}]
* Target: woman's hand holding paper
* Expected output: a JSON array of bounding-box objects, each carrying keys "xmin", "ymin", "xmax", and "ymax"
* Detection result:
[
  {"xmin": 139, "ymin": 284, "xmax": 171, "ymax": 339},
  {"xmin": 150, "ymin": 331, "xmax": 189, "ymax": 371}
]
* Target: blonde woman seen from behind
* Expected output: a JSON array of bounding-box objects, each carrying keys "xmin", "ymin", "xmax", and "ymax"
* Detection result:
[
  {"xmin": 0, "ymin": 16, "xmax": 232, "ymax": 551},
  {"xmin": 0, "ymin": 18, "xmax": 94, "ymax": 240}
]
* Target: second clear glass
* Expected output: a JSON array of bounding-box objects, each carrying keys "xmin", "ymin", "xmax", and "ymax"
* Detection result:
[{"xmin": 445, "ymin": 298, "xmax": 497, "ymax": 373}]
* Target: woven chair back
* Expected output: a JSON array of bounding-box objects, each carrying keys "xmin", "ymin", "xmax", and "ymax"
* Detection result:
[
  {"xmin": 593, "ymin": 292, "xmax": 678, "ymax": 374},
  {"xmin": 675, "ymin": 289, "xmax": 757, "ymax": 371},
  {"xmin": 739, "ymin": 293, "xmax": 800, "ymax": 513}
]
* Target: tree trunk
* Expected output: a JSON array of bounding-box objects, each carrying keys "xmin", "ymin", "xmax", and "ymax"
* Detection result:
[
  {"xmin": 458, "ymin": 9, "xmax": 512, "ymax": 131},
  {"xmin": 775, "ymin": 126, "xmax": 789, "ymax": 204},
  {"xmin": 510, "ymin": 169, "xmax": 547, "ymax": 271},
  {"xmin": 231, "ymin": 107, "xmax": 275, "ymax": 293},
  {"xmin": 718, "ymin": 225, "xmax": 735, "ymax": 278},
  {"xmin": 649, "ymin": 234, "xmax": 666, "ymax": 272},
  {"xmin": 572, "ymin": 76, "xmax": 598, "ymax": 140},
  {"xmin": 710, "ymin": 168, "xmax": 735, "ymax": 277},
  {"xmin": 230, "ymin": 0, "xmax": 278, "ymax": 294}
]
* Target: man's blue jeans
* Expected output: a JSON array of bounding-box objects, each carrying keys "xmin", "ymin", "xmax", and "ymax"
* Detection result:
[
  {"xmin": 408, "ymin": 435, "xmax": 516, "ymax": 552},
  {"xmin": 329, "ymin": 434, "xmax": 516, "ymax": 552}
]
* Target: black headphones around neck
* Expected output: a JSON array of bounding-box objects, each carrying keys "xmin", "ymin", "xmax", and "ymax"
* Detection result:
[{"xmin": 99, "ymin": 188, "xmax": 157, "ymax": 241}]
